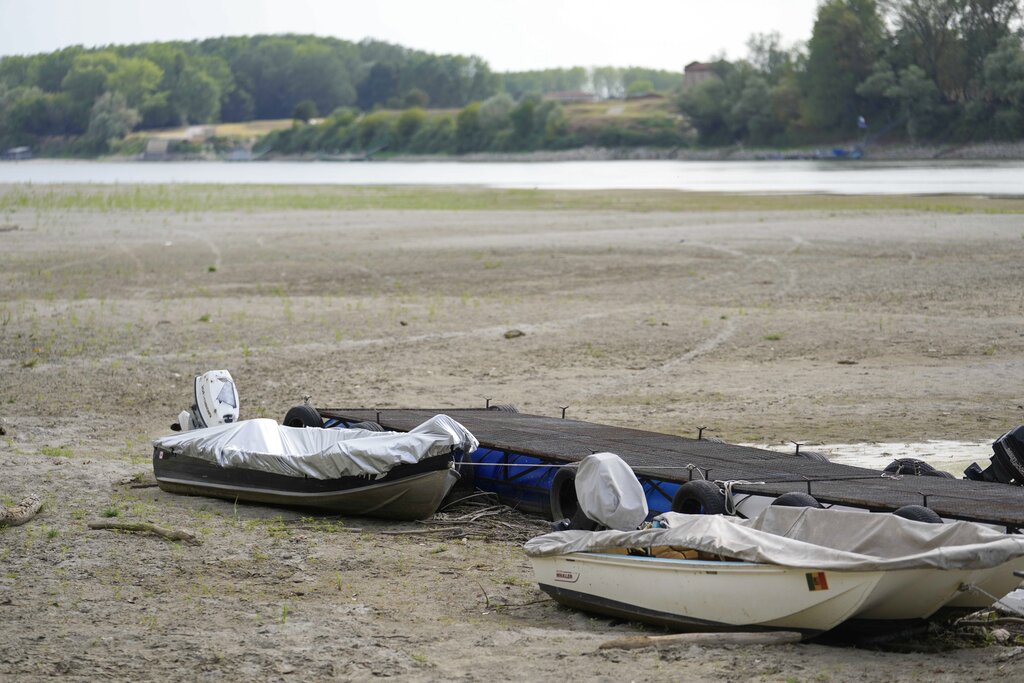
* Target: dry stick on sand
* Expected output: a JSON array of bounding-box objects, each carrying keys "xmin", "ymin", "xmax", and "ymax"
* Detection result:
[
  {"xmin": 599, "ymin": 631, "xmax": 804, "ymax": 650},
  {"xmin": 87, "ymin": 521, "xmax": 201, "ymax": 545},
  {"xmin": 0, "ymin": 494, "xmax": 43, "ymax": 527}
]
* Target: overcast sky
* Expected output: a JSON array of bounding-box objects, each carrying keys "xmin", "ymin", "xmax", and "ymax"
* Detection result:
[{"xmin": 0, "ymin": 0, "xmax": 822, "ymax": 72}]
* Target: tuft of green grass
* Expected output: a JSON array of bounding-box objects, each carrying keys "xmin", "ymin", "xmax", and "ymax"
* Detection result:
[
  {"xmin": 2, "ymin": 184, "xmax": 1023, "ymax": 215},
  {"xmin": 763, "ymin": 333, "xmax": 783, "ymax": 341},
  {"xmin": 198, "ymin": 313, "xmax": 211, "ymax": 322},
  {"xmin": 40, "ymin": 445, "xmax": 72, "ymax": 458},
  {"xmin": 102, "ymin": 507, "xmax": 119, "ymax": 518}
]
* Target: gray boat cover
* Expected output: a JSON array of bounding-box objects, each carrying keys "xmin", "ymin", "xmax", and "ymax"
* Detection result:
[
  {"xmin": 153, "ymin": 414, "xmax": 478, "ymax": 480},
  {"xmin": 524, "ymin": 506, "xmax": 1024, "ymax": 572},
  {"xmin": 574, "ymin": 452, "xmax": 648, "ymax": 530}
]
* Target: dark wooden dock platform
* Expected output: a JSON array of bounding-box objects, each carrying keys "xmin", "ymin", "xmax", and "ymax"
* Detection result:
[{"xmin": 319, "ymin": 408, "xmax": 1024, "ymax": 528}]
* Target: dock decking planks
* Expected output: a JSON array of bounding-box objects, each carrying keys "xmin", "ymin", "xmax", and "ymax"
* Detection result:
[{"xmin": 319, "ymin": 408, "xmax": 1024, "ymax": 528}]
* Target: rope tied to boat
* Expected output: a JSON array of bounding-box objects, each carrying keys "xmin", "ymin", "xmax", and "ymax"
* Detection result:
[
  {"xmin": 957, "ymin": 582, "xmax": 1024, "ymax": 619},
  {"xmin": 716, "ymin": 479, "xmax": 767, "ymax": 515}
]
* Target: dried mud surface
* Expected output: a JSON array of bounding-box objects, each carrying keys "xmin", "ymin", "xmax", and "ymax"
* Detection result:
[{"xmin": 3, "ymin": 190, "xmax": 1024, "ymax": 681}]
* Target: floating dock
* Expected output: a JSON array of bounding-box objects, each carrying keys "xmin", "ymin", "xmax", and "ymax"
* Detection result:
[{"xmin": 318, "ymin": 408, "xmax": 1024, "ymax": 529}]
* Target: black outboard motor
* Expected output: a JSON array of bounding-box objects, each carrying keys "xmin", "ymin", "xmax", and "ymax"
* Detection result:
[{"xmin": 964, "ymin": 425, "xmax": 1024, "ymax": 485}]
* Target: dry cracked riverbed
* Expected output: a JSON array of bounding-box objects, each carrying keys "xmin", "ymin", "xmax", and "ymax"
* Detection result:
[{"xmin": 2, "ymin": 185, "xmax": 1024, "ymax": 681}]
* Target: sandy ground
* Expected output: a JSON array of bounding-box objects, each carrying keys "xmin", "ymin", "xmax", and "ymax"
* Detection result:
[{"xmin": 3, "ymin": 187, "xmax": 1024, "ymax": 681}]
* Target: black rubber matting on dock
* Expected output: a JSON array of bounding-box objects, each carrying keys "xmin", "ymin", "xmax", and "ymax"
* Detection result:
[{"xmin": 319, "ymin": 408, "xmax": 1024, "ymax": 527}]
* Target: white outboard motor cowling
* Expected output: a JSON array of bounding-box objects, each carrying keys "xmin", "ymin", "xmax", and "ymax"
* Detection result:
[
  {"xmin": 175, "ymin": 370, "xmax": 239, "ymax": 431},
  {"xmin": 574, "ymin": 452, "xmax": 649, "ymax": 531}
]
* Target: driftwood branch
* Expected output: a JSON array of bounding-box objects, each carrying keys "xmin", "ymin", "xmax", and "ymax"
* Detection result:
[
  {"xmin": 599, "ymin": 631, "xmax": 803, "ymax": 650},
  {"xmin": 87, "ymin": 521, "xmax": 201, "ymax": 545},
  {"xmin": 957, "ymin": 617, "xmax": 1024, "ymax": 627},
  {"xmin": 288, "ymin": 525, "xmax": 466, "ymax": 537},
  {"xmin": 0, "ymin": 494, "xmax": 42, "ymax": 527}
]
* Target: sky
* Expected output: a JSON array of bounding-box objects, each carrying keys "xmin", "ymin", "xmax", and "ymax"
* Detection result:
[{"xmin": 0, "ymin": 0, "xmax": 822, "ymax": 72}]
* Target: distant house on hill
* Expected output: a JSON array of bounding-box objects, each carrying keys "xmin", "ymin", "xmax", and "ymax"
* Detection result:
[
  {"xmin": 683, "ymin": 62, "xmax": 717, "ymax": 89},
  {"xmin": 543, "ymin": 91, "xmax": 598, "ymax": 103},
  {"xmin": 1, "ymin": 146, "xmax": 32, "ymax": 160},
  {"xmin": 143, "ymin": 139, "xmax": 170, "ymax": 161}
]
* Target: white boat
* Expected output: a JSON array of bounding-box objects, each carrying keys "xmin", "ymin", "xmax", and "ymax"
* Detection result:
[{"xmin": 525, "ymin": 458, "xmax": 1024, "ymax": 637}]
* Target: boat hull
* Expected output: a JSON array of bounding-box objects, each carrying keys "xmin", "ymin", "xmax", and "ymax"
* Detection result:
[
  {"xmin": 530, "ymin": 552, "xmax": 886, "ymax": 637},
  {"xmin": 153, "ymin": 449, "xmax": 459, "ymax": 520}
]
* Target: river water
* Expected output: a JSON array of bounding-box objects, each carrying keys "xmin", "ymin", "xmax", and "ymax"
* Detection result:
[{"xmin": 2, "ymin": 158, "xmax": 1023, "ymax": 194}]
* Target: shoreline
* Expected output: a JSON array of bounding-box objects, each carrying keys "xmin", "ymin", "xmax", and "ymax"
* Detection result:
[{"xmin": 12, "ymin": 140, "xmax": 1024, "ymax": 164}]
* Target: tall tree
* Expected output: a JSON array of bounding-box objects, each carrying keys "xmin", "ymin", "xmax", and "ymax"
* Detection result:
[
  {"xmin": 86, "ymin": 91, "xmax": 140, "ymax": 151},
  {"xmin": 803, "ymin": 0, "xmax": 887, "ymax": 132}
]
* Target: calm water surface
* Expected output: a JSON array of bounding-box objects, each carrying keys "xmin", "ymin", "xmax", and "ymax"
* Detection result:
[{"xmin": 2, "ymin": 159, "xmax": 1023, "ymax": 195}]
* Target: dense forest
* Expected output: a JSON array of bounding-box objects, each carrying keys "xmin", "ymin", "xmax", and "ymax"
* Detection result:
[{"xmin": 0, "ymin": 0, "xmax": 1022, "ymax": 156}]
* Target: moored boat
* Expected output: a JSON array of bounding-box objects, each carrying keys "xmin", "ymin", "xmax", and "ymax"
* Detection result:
[
  {"xmin": 524, "ymin": 454, "xmax": 1024, "ymax": 637},
  {"xmin": 526, "ymin": 508, "xmax": 1024, "ymax": 637},
  {"xmin": 153, "ymin": 414, "xmax": 478, "ymax": 520}
]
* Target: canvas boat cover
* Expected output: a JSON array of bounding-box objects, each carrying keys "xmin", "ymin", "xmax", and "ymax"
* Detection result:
[
  {"xmin": 524, "ymin": 506, "xmax": 1024, "ymax": 572},
  {"xmin": 575, "ymin": 452, "xmax": 648, "ymax": 531},
  {"xmin": 153, "ymin": 414, "xmax": 478, "ymax": 480}
]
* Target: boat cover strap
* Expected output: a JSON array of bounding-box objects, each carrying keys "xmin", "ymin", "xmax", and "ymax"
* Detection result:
[
  {"xmin": 524, "ymin": 506, "xmax": 1024, "ymax": 571},
  {"xmin": 152, "ymin": 415, "xmax": 478, "ymax": 480}
]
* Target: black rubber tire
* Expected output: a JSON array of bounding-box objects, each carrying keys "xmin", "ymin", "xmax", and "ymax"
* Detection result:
[
  {"xmin": 550, "ymin": 466, "xmax": 580, "ymax": 521},
  {"xmin": 349, "ymin": 420, "xmax": 385, "ymax": 432},
  {"xmin": 799, "ymin": 450, "xmax": 830, "ymax": 463},
  {"xmin": 568, "ymin": 508, "xmax": 599, "ymax": 531},
  {"xmin": 771, "ymin": 492, "xmax": 824, "ymax": 508},
  {"xmin": 671, "ymin": 480, "xmax": 727, "ymax": 515},
  {"xmin": 893, "ymin": 505, "xmax": 943, "ymax": 524},
  {"xmin": 883, "ymin": 458, "xmax": 955, "ymax": 479},
  {"xmin": 283, "ymin": 404, "xmax": 323, "ymax": 429},
  {"xmin": 487, "ymin": 403, "xmax": 520, "ymax": 413}
]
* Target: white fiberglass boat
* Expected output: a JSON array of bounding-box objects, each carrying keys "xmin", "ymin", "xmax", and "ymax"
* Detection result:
[{"xmin": 525, "ymin": 504, "xmax": 1024, "ymax": 637}]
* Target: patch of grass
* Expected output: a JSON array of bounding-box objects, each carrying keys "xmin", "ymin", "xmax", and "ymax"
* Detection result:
[
  {"xmin": 3, "ymin": 184, "xmax": 1023, "ymax": 214},
  {"xmin": 198, "ymin": 313, "xmax": 211, "ymax": 322},
  {"xmin": 763, "ymin": 333, "xmax": 783, "ymax": 341},
  {"xmin": 39, "ymin": 445, "xmax": 72, "ymax": 457},
  {"xmin": 501, "ymin": 575, "xmax": 533, "ymax": 588},
  {"xmin": 21, "ymin": 357, "xmax": 38, "ymax": 368},
  {"xmin": 102, "ymin": 506, "xmax": 119, "ymax": 518}
]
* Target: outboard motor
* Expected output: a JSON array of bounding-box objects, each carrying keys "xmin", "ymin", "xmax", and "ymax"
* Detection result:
[
  {"xmin": 964, "ymin": 425, "xmax": 1024, "ymax": 485},
  {"xmin": 171, "ymin": 370, "xmax": 240, "ymax": 431},
  {"xmin": 574, "ymin": 452, "xmax": 649, "ymax": 531}
]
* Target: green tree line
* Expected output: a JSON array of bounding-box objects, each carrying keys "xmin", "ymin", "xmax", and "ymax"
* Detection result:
[
  {"xmin": 2, "ymin": 1, "xmax": 1022, "ymax": 156},
  {"xmin": 680, "ymin": 0, "xmax": 1024, "ymax": 146},
  {"xmin": 0, "ymin": 28, "xmax": 681, "ymax": 155}
]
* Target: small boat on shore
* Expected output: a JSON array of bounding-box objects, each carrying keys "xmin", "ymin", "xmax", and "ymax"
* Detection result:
[
  {"xmin": 524, "ymin": 453, "xmax": 1024, "ymax": 637},
  {"xmin": 152, "ymin": 414, "xmax": 478, "ymax": 520},
  {"xmin": 526, "ymin": 507, "xmax": 1024, "ymax": 637}
]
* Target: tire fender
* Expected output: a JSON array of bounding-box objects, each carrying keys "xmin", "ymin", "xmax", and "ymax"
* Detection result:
[
  {"xmin": 770, "ymin": 492, "xmax": 823, "ymax": 508},
  {"xmin": 283, "ymin": 404, "xmax": 323, "ymax": 428},
  {"xmin": 671, "ymin": 480, "xmax": 727, "ymax": 515}
]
